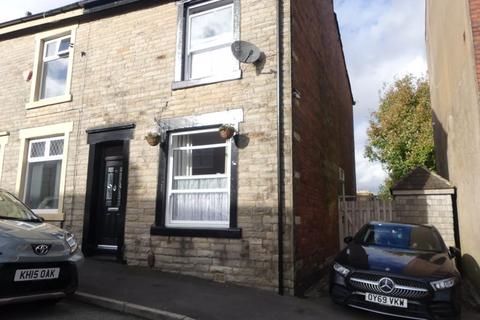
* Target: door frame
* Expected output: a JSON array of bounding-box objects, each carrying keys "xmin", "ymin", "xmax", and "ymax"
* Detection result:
[{"xmin": 82, "ymin": 123, "xmax": 135, "ymax": 261}]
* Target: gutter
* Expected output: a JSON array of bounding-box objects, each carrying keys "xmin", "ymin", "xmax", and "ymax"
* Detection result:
[
  {"xmin": 0, "ymin": 0, "xmax": 145, "ymax": 32},
  {"xmin": 0, "ymin": 3, "xmax": 83, "ymax": 29},
  {"xmin": 276, "ymin": 0, "xmax": 285, "ymax": 296}
]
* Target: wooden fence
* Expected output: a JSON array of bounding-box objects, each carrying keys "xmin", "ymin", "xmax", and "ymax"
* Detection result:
[{"xmin": 338, "ymin": 196, "xmax": 394, "ymax": 248}]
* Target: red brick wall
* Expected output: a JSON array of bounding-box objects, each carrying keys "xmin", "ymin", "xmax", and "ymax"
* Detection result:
[
  {"xmin": 469, "ymin": 0, "xmax": 480, "ymax": 88},
  {"xmin": 291, "ymin": 0, "xmax": 356, "ymax": 295}
]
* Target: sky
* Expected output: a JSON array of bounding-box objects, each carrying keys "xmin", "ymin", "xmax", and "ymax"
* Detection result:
[
  {"xmin": 0, "ymin": 0, "xmax": 428, "ymax": 194},
  {"xmin": 334, "ymin": 0, "xmax": 427, "ymax": 193}
]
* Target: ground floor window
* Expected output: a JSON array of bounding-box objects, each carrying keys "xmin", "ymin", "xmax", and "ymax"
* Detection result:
[
  {"xmin": 151, "ymin": 110, "xmax": 243, "ymax": 238},
  {"xmin": 24, "ymin": 137, "xmax": 64, "ymax": 212},
  {"xmin": 16, "ymin": 122, "xmax": 73, "ymax": 221},
  {"xmin": 166, "ymin": 128, "xmax": 231, "ymax": 228}
]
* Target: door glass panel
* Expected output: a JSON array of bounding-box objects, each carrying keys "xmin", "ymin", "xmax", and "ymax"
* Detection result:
[
  {"xmin": 105, "ymin": 167, "xmax": 114, "ymax": 205},
  {"xmin": 116, "ymin": 167, "xmax": 123, "ymax": 204}
]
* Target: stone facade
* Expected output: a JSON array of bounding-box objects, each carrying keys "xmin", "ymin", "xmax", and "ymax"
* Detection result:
[{"xmin": 0, "ymin": 0, "xmax": 354, "ymax": 296}]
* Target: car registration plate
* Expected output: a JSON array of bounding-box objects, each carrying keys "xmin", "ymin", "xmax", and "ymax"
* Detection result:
[
  {"xmin": 14, "ymin": 268, "xmax": 60, "ymax": 282},
  {"xmin": 365, "ymin": 293, "xmax": 408, "ymax": 308}
]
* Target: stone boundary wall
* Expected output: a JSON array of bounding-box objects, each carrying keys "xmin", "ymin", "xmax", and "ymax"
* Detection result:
[{"xmin": 392, "ymin": 192, "xmax": 456, "ymax": 247}]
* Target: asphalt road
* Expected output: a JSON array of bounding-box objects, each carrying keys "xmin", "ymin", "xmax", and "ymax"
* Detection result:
[{"xmin": 0, "ymin": 299, "xmax": 145, "ymax": 320}]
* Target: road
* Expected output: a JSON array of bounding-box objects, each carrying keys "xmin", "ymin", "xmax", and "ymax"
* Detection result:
[
  {"xmin": 1, "ymin": 297, "xmax": 478, "ymax": 319},
  {"xmin": 0, "ymin": 299, "xmax": 145, "ymax": 320}
]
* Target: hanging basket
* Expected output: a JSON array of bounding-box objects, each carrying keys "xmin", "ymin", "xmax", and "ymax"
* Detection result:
[
  {"xmin": 219, "ymin": 124, "xmax": 236, "ymax": 140},
  {"xmin": 145, "ymin": 134, "xmax": 160, "ymax": 146}
]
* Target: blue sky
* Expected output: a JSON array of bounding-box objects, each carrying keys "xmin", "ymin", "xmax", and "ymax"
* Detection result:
[
  {"xmin": 0, "ymin": 0, "xmax": 427, "ymax": 194},
  {"xmin": 334, "ymin": 0, "xmax": 427, "ymax": 193}
]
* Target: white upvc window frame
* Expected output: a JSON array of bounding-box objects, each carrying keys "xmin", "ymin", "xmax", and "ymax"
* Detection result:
[
  {"xmin": 184, "ymin": 1, "xmax": 236, "ymax": 80},
  {"xmin": 27, "ymin": 25, "xmax": 77, "ymax": 110},
  {"xmin": 173, "ymin": 0, "xmax": 241, "ymax": 89},
  {"xmin": 165, "ymin": 128, "xmax": 231, "ymax": 229},
  {"xmin": 24, "ymin": 136, "xmax": 65, "ymax": 215},
  {"xmin": 16, "ymin": 122, "xmax": 73, "ymax": 221}
]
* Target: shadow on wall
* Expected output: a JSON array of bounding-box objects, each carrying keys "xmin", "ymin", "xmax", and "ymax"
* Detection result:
[
  {"xmin": 431, "ymin": 112, "xmax": 480, "ymax": 292},
  {"xmin": 432, "ymin": 111, "xmax": 449, "ymax": 179}
]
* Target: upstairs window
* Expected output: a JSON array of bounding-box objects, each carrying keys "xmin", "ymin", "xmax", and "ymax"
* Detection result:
[
  {"xmin": 40, "ymin": 35, "xmax": 71, "ymax": 99},
  {"xmin": 174, "ymin": 0, "xmax": 240, "ymax": 88},
  {"xmin": 27, "ymin": 26, "xmax": 77, "ymax": 109},
  {"xmin": 186, "ymin": 0, "xmax": 237, "ymax": 79}
]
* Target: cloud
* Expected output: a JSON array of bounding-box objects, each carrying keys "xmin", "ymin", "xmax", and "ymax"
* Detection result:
[
  {"xmin": 334, "ymin": 0, "xmax": 427, "ymax": 193},
  {"xmin": 0, "ymin": 0, "xmax": 76, "ymax": 23}
]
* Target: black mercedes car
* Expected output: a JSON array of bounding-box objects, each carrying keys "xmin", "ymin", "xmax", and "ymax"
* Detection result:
[{"xmin": 330, "ymin": 222, "xmax": 461, "ymax": 320}]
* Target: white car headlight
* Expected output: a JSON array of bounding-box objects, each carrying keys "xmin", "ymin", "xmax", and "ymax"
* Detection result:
[
  {"xmin": 430, "ymin": 277, "xmax": 456, "ymax": 291},
  {"xmin": 333, "ymin": 262, "xmax": 350, "ymax": 277},
  {"xmin": 65, "ymin": 232, "xmax": 78, "ymax": 254}
]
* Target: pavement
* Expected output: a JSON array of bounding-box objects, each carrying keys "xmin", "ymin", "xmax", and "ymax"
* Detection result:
[{"xmin": 76, "ymin": 258, "xmax": 479, "ymax": 320}]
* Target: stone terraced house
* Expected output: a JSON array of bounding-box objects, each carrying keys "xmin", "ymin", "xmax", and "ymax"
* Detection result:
[{"xmin": 0, "ymin": 0, "xmax": 355, "ymax": 296}]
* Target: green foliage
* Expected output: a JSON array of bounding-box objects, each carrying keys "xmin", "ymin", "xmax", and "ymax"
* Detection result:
[
  {"xmin": 377, "ymin": 182, "xmax": 393, "ymax": 200},
  {"xmin": 365, "ymin": 75, "xmax": 436, "ymax": 189}
]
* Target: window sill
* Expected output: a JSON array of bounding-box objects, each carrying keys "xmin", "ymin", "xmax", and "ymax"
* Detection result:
[
  {"xmin": 26, "ymin": 94, "xmax": 72, "ymax": 110},
  {"xmin": 150, "ymin": 225, "xmax": 242, "ymax": 238},
  {"xmin": 35, "ymin": 212, "xmax": 65, "ymax": 222},
  {"xmin": 172, "ymin": 70, "xmax": 242, "ymax": 90}
]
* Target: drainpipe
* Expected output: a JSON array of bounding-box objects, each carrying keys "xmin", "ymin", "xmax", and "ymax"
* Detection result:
[{"xmin": 276, "ymin": 0, "xmax": 284, "ymax": 296}]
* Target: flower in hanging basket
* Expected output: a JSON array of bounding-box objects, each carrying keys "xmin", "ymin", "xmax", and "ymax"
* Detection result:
[
  {"xmin": 145, "ymin": 132, "xmax": 160, "ymax": 146},
  {"xmin": 219, "ymin": 124, "xmax": 236, "ymax": 140}
]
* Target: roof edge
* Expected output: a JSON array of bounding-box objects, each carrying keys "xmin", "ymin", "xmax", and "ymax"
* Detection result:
[
  {"xmin": 0, "ymin": 2, "xmax": 83, "ymax": 29},
  {"xmin": 0, "ymin": 0, "xmax": 146, "ymax": 36}
]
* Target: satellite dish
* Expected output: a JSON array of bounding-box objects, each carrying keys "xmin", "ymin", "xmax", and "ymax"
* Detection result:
[{"xmin": 231, "ymin": 41, "xmax": 262, "ymax": 64}]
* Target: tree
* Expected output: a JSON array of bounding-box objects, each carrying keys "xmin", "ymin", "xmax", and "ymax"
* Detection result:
[{"xmin": 365, "ymin": 75, "xmax": 435, "ymax": 195}]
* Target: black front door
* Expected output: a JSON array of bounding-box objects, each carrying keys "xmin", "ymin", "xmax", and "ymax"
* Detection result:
[
  {"xmin": 83, "ymin": 124, "xmax": 134, "ymax": 261},
  {"xmin": 97, "ymin": 156, "xmax": 123, "ymax": 251},
  {"xmin": 89, "ymin": 142, "xmax": 127, "ymax": 257}
]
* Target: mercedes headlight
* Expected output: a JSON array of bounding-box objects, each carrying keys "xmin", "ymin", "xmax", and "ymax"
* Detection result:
[
  {"xmin": 430, "ymin": 277, "xmax": 456, "ymax": 291},
  {"xmin": 65, "ymin": 232, "xmax": 78, "ymax": 254},
  {"xmin": 333, "ymin": 263, "xmax": 350, "ymax": 277}
]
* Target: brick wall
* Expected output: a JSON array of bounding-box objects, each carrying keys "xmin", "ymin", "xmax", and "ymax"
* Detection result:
[
  {"xmin": 0, "ymin": 0, "xmax": 294, "ymax": 294},
  {"xmin": 291, "ymin": 0, "xmax": 356, "ymax": 295}
]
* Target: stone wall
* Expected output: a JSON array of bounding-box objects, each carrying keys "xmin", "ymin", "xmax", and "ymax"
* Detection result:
[{"xmin": 393, "ymin": 192, "xmax": 456, "ymax": 247}]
